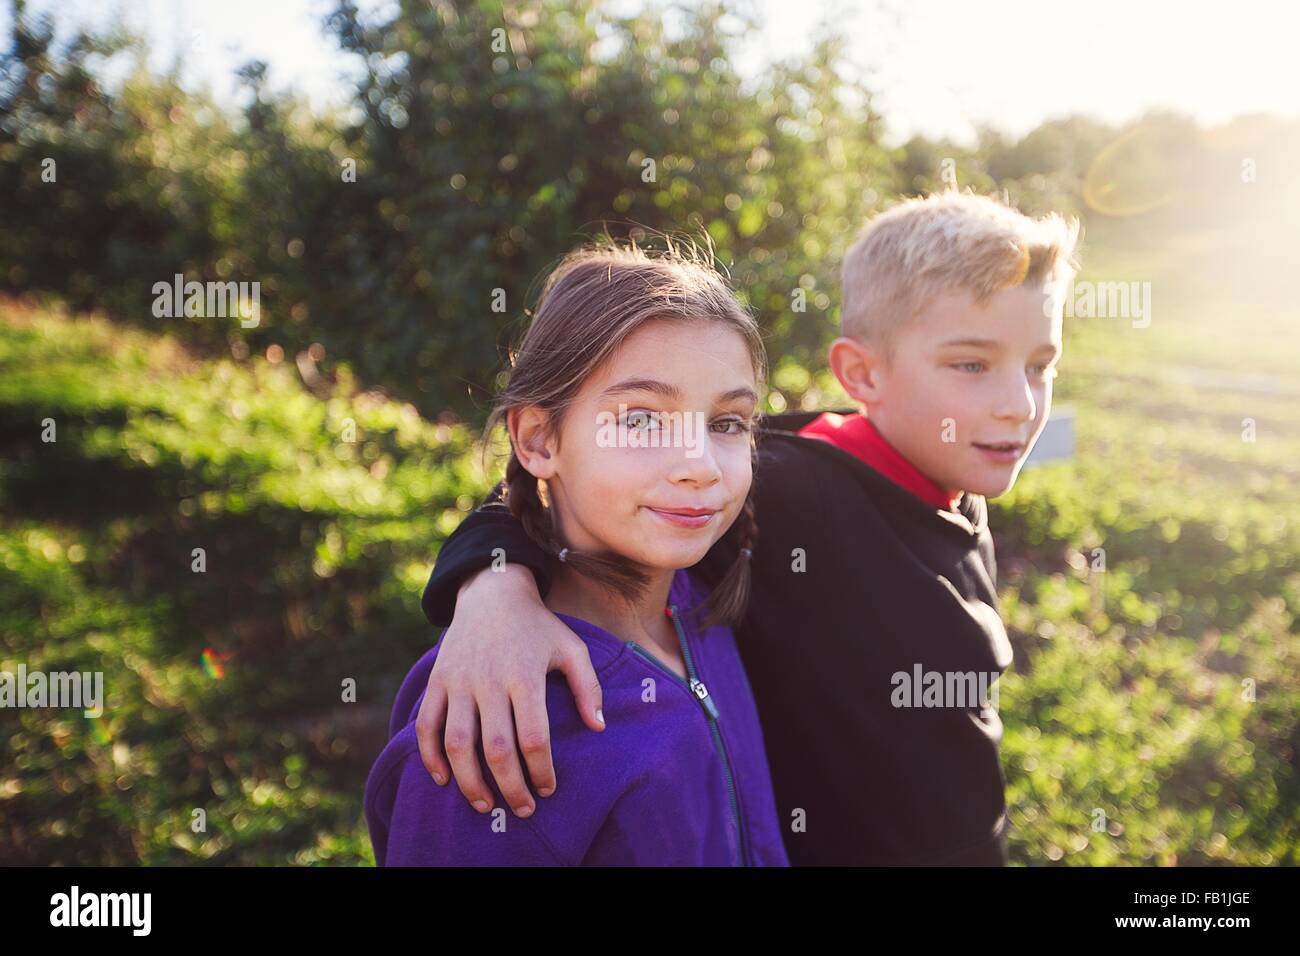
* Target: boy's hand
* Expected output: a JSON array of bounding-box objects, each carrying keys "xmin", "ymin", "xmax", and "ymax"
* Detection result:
[{"xmin": 415, "ymin": 563, "xmax": 605, "ymax": 818}]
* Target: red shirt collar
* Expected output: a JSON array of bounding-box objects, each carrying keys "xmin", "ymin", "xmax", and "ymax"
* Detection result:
[{"xmin": 797, "ymin": 411, "xmax": 962, "ymax": 511}]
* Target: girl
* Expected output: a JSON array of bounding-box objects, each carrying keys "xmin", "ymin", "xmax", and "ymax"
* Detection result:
[{"xmin": 364, "ymin": 241, "xmax": 788, "ymax": 865}]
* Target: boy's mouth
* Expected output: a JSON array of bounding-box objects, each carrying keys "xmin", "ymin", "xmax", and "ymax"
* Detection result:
[{"xmin": 972, "ymin": 440, "xmax": 1025, "ymax": 464}]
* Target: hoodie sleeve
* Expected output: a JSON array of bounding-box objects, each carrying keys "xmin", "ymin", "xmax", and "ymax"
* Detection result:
[{"xmin": 366, "ymin": 733, "xmax": 566, "ymax": 866}]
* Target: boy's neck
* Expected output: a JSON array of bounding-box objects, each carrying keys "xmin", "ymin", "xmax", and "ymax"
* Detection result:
[
  {"xmin": 544, "ymin": 564, "xmax": 678, "ymax": 655},
  {"xmin": 801, "ymin": 408, "xmax": 963, "ymax": 509},
  {"xmin": 870, "ymin": 416, "xmax": 963, "ymax": 501}
]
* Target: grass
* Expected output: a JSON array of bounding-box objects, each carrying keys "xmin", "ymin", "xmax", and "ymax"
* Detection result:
[{"xmin": 991, "ymin": 220, "xmax": 1300, "ymax": 863}]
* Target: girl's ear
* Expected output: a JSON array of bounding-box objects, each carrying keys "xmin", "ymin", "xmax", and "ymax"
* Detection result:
[
  {"xmin": 507, "ymin": 406, "xmax": 559, "ymax": 480},
  {"xmin": 828, "ymin": 336, "xmax": 886, "ymax": 408}
]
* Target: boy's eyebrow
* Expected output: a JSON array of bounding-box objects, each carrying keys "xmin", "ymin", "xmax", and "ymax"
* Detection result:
[{"xmin": 941, "ymin": 332, "xmax": 1060, "ymax": 356}]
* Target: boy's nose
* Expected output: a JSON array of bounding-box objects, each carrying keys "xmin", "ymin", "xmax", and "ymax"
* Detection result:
[{"xmin": 993, "ymin": 375, "xmax": 1038, "ymax": 423}]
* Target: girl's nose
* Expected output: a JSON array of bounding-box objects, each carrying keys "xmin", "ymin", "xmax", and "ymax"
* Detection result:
[{"xmin": 669, "ymin": 415, "xmax": 723, "ymax": 484}]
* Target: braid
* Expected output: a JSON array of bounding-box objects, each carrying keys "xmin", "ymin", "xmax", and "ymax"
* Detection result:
[
  {"xmin": 736, "ymin": 491, "xmax": 758, "ymax": 555},
  {"xmin": 504, "ymin": 454, "xmax": 560, "ymax": 554},
  {"xmin": 697, "ymin": 486, "xmax": 757, "ymax": 630}
]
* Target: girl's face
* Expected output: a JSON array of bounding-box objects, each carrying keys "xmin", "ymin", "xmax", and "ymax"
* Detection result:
[{"xmin": 515, "ymin": 318, "xmax": 759, "ymax": 574}]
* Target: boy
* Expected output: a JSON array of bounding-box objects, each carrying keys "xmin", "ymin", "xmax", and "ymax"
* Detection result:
[{"xmin": 413, "ymin": 191, "xmax": 1079, "ymax": 864}]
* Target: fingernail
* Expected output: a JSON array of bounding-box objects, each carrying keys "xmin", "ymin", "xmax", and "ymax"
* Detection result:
[
  {"xmin": 432, "ymin": 773, "xmax": 445, "ymax": 786},
  {"xmin": 538, "ymin": 786, "xmax": 554, "ymax": 798},
  {"xmin": 595, "ymin": 708, "xmax": 605, "ymax": 726},
  {"xmin": 514, "ymin": 805, "xmax": 533, "ymax": 818},
  {"xmin": 473, "ymin": 800, "xmax": 489, "ymax": 812}
]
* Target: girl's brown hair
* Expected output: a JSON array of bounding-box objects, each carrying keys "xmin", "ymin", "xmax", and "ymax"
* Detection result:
[{"xmin": 485, "ymin": 237, "xmax": 766, "ymax": 628}]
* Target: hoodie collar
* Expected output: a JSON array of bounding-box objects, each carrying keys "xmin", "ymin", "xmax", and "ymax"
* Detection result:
[{"xmin": 797, "ymin": 411, "xmax": 963, "ymax": 512}]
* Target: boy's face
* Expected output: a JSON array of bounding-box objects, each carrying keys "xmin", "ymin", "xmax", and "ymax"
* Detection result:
[{"xmin": 864, "ymin": 284, "xmax": 1063, "ymax": 498}]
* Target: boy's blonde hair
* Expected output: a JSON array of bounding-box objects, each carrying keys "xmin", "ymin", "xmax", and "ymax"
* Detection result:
[{"xmin": 840, "ymin": 191, "xmax": 1081, "ymax": 350}]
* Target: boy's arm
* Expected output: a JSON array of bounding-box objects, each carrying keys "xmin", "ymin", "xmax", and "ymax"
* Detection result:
[
  {"xmin": 417, "ymin": 488, "xmax": 607, "ymax": 821},
  {"xmin": 421, "ymin": 480, "xmax": 554, "ymax": 626}
]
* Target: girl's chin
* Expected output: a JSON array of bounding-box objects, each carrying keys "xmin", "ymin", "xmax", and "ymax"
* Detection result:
[{"xmin": 626, "ymin": 539, "xmax": 715, "ymax": 572}]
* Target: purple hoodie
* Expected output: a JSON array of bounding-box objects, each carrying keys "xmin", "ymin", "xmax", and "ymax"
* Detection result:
[{"xmin": 365, "ymin": 568, "xmax": 789, "ymax": 866}]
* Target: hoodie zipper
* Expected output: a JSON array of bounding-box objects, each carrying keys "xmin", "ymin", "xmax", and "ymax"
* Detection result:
[{"xmin": 625, "ymin": 603, "xmax": 748, "ymax": 866}]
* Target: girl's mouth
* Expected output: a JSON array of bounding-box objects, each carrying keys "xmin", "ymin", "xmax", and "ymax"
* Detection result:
[
  {"xmin": 973, "ymin": 441, "xmax": 1024, "ymax": 464},
  {"xmin": 645, "ymin": 507, "xmax": 718, "ymax": 529}
]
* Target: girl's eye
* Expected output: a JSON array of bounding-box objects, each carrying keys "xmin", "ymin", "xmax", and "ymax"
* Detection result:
[
  {"xmin": 622, "ymin": 409, "xmax": 661, "ymax": 431},
  {"xmin": 1031, "ymin": 364, "xmax": 1059, "ymax": 380},
  {"xmin": 710, "ymin": 416, "xmax": 753, "ymax": 435},
  {"xmin": 952, "ymin": 361, "xmax": 986, "ymax": 374}
]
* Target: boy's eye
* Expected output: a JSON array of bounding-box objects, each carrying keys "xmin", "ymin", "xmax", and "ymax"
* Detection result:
[
  {"xmin": 952, "ymin": 361, "xmax": 986, "ymax": 374},
  {"xmin": 1030, "ymin": 364, "xmax": 1059, "ymax": 380},
  {"xmin": 710, "ymin": 416, "xmax": 753, "ymax": 436}
]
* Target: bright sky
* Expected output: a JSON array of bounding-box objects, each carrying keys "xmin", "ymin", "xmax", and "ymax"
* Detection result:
[{"xmin": 7, "ymin": 0, "xmax": 1298, "ymax": 146}]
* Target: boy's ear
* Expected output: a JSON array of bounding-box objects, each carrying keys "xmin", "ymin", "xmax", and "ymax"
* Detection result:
[
  {"xmin": 507, "ymin": 406, "xmax": 558, "ymax": 480},
  {"xmin": 828, "ymin": 336, "xmax": 886, "ymax": 407}
]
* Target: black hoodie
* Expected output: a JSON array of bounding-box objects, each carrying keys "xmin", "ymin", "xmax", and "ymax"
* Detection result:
[{"xmin": 422, "ymin": 410, "xmax": 1012, "ymax": 865}]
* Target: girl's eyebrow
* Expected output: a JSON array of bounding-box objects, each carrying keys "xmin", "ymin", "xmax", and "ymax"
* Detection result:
[
  {"xmin": 600, "ymin": 377, "xmax": 681, "ymax": 400},
  {"xmin": 600, "ymin": 378, "xmax": 758, "ymax": 405}
]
